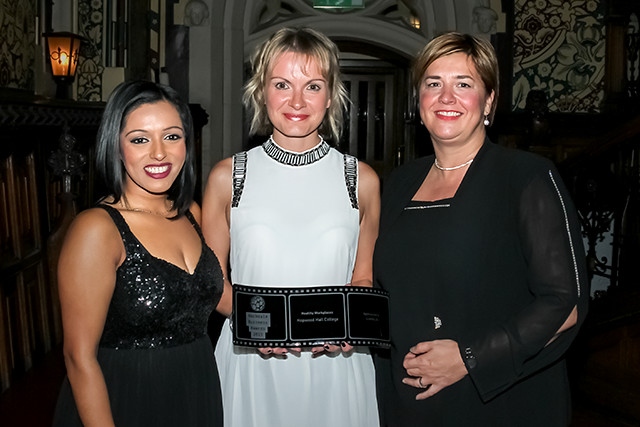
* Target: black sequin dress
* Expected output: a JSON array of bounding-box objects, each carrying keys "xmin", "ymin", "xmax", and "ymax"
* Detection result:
[{"xmin": 52, "ymin": 205, "xmax": 224, "ymax": 427}]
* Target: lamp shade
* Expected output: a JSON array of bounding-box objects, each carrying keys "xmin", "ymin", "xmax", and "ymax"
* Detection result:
[{"xmin": 43, "ymin": 32, "xmax": 84, "ymax": 78}]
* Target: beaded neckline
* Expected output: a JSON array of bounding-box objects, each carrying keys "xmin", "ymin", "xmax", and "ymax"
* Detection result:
[{"xmin": 262, "ymin": 136, "xmax": 330, "ymax": 167}]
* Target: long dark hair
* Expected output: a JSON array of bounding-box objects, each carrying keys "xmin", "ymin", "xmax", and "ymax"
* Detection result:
[{"xmin": 95, "ymin": 80, "xmax": 196, "ymax": 217}]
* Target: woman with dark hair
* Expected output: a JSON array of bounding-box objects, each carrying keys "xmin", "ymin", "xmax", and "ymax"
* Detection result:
[
  {"xmin": 52, "ymin": 80, "xmax": 224, "ymax": 426},
  {"xmin": 93, "ymin": 79, "xmax": 198, "ymax": 216},
  {"xmin": 373, "ymin": 32, "xmax": 589, "ymax": 426},
  {"xmin": 202, "ymin": 27, "xmax": 380, "ymax": 427}
]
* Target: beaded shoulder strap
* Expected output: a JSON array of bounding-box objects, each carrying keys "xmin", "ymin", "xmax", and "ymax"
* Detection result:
[
  {"xmin": 343, "ymin": 154, "xmax": 358, "ymax": 209},
  {"xmin": 231, "ymin": 151, "xmax": 248, "ymax": 208}
]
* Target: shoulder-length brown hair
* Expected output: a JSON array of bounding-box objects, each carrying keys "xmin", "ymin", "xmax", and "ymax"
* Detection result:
[{"xmin": 412, "ymin": 32, "xmax": 499, "ymax": 122}]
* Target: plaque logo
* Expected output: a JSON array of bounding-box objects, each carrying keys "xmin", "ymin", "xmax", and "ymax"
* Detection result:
[{"xmin": 250, "ymin": 295, "xmax": 266, "ymax": 312}]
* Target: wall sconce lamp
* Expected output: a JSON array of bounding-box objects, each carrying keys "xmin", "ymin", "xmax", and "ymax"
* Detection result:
[{"xmin": 42, "ymin": 32, "xmax": 85, "ymax": 99}]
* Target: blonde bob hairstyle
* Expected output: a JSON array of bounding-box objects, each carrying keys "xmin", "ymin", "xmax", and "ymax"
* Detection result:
[
  {"xmin": 242, "ymin": 26, "xmax": 349, "ymax": 143},
  {"xmin": 412, "ymin": 32, "xmax": 499, "ymax": 123}
]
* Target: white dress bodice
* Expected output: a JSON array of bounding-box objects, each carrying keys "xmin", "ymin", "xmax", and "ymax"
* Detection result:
[{"xmin": 215, "ymin": 138, "xmax": 379, "ymax": 427}]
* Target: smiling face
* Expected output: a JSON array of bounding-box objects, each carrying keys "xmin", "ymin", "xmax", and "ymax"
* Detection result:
[
  {"xmin": 265, "ymin": 51, "xmax": 331, "ymax": 150},
  {"xmin": 418, "ymin": 52, "xmax": 494, "ymax": 149},
  {"xmin": 119, "ymin": 100, "xmax": 186, "ymax": 197}
]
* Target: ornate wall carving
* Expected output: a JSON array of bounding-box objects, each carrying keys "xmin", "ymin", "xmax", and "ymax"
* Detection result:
[
  {"xmin": 0, "ymin": 0, "xmax": 37, "ymax": 91},
  {"xmin": 512, "ymin": 0, "xmax": 606, "ymax": 113},
  {"xmin": 76, "ymin": 0, "xmax": 105, "ymax": 101}
]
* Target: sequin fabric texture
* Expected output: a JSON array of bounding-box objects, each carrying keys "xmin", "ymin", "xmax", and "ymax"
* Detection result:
[{"xmin": 98, "ymin": 205, "xmax": 223, "ymax": 349}]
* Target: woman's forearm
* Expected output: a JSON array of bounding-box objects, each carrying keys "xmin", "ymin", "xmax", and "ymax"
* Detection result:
[{"xmin": 64, "ymin": 354, "xmax": 116, "ymax": 427}]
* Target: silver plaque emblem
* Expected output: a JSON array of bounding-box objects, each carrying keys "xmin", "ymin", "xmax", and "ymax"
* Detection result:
[{"xmin": 250, "ymin": 296, "xmax": 266, "ymax": 312}]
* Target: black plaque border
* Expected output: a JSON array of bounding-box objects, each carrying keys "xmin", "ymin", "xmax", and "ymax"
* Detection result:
[
  {"xmin": 232, "ymin": 285, "xmax": 390, "ymax": 348},
  {"xmin": 232, "ymin": 289, "xmax": 289, "ymax": 347}
]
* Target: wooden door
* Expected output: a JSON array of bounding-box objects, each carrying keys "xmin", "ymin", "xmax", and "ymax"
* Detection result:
[{"xmin": 339, "ymin": 61, "xmax": 409, "ymax": 181}]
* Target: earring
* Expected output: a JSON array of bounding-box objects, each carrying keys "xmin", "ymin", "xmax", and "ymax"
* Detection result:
[{"xmin": 483, "ymin": 115, "xmax": 490, "ymax": 126}]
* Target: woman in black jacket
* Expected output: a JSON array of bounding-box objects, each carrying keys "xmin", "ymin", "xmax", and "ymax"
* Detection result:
[{"xmin": 373, "ymin": 32, "xmax": 589, "ymax": 427}]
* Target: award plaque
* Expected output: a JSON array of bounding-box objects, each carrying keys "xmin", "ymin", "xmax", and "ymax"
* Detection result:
[{"xmin": 232, "ymin": 284, "xmax": 390, "ymax": 348}]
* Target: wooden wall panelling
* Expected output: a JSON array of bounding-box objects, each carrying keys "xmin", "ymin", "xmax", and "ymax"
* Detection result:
[
  {"xmin": 0, "ymin": 99, "xmax": 104, "ymax": 393},
  {"xmin": 0, "ymin": 154, "xmax": 26, "ymax": 392},
  {"xmin": 1, "ymin": 155, "xmax": 21, "ymax": 265},
  {"xmin": 17, "ymin": 149, "xmax": 49, "ymax": 362},
  {"xmin": 0, "ymin": 157, "xmax": 15, "ymax": 390},
  {"xmin": 0, "ymin": 281, "xmax": 8, "ymax": 391},
  {"xmin": 0, "ymin": 263, "xmax": 49, "ymax": 393},
  {"xmin": 45, "ymin": 176, "xmax": 67, "ymax": 344},
  {"xmin": 23, "ymin": 153, "xmax": 42, "ymax": 258},
  {"xmin": 23, "ymin": 259, "xmax": 51, "ymax": 355},
  {"xmin": 0, "ymin": 146, "xmax": 49, "ymax": 392},
  {"xmin": 1, "ymin": 276, "xmax": 26, "ymax": 389}
]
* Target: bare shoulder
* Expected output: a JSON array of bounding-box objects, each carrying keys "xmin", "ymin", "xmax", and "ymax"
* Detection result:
[
  {"xmin": 357, "ymin": 161, "xmax": 381, "ymax": 192},
  {"xmin": 62, "ymin": 206, "xmax": 123, "ymax": 263},
  {"xmin": 203, "ymin": 157, "xmax": 234, "ymax": 208},
  {"xmin": 58, "ymin": 206, "xmax": 122, "ymax": 318},
  {"xmin": 68, "ymin": 206, "xmax": 118, "ymax": 237},
  {"xmin": 206, "ymin": 157, "xmax": 233, "ymax": 187}
]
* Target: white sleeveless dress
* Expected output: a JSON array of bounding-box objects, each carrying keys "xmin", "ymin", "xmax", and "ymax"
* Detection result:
[{"xmin": 215, "ymin": 137, "xmax": 380, "ymax": 427}]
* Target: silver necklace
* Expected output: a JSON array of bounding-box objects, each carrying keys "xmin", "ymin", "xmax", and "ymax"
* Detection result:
[{"xmin": 434, "ymin": 158, "xmax": 474, "ymax": 171}]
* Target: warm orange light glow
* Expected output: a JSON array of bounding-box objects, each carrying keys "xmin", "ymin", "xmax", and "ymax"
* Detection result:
[{"xmin": 43, "ymin": 32, "xmax": 84, "ymax": 78}]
